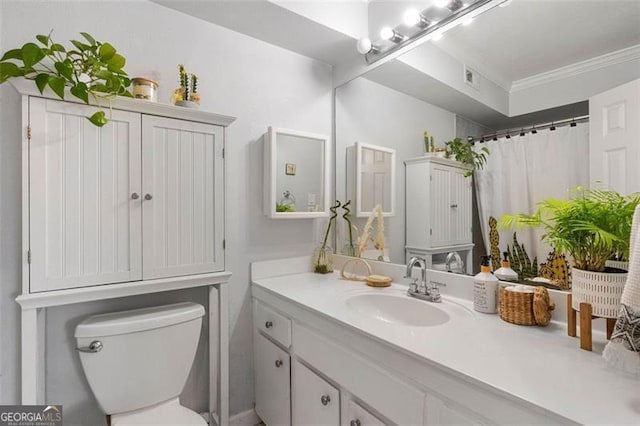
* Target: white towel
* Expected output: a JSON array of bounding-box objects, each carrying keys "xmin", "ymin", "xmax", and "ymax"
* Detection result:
[{"xmin": 603, "ymin": 205, "xmax": 640, "ymax": 375}]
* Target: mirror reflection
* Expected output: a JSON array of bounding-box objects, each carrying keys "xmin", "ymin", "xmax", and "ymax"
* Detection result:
[
  {"xmin": 265, "ymin": 127, "xmax": 329, "ymax": 219},
  {"xmin": 347, "ymin": 142, "xmax": 396, "ymax": 217},
  {"xmin": 335, "ymin": 0, "xmax": 640, "ymax": 272}
]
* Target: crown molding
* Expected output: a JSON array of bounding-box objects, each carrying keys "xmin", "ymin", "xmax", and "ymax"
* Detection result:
[{"xmin": 510, "ymin": 44, "xmax": 640, "ymax": 93}]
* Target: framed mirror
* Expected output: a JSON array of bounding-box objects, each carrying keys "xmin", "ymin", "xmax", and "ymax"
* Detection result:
[
  {"xmin": 348, "ymin": 142, "xmax": 396, "ymax": 217},
  {"xmin": 264, "ymin": 126, "xmax": 330, "ymax": 219}
]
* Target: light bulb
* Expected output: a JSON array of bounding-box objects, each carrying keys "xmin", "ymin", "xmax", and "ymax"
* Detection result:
[
  {"xmin": 380, "ymin": 26, "xmax": 394, "ymax": 40},
  {"xmin": 356, "ymin": 38, "xmax": 373, "ymax": 54},
  {"xmin": 404, "ymin": 9, "xmax": 421, "ymax": 26}
]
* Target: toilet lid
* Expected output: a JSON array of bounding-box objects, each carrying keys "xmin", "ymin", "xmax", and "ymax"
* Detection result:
[{"xmin": 111, "ymin": 399, "xmax": 207, "ymax": 426}]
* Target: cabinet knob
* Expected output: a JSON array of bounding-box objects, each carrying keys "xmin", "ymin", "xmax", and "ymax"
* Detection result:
[
  {"xmin": 350, "ymin": 420, "xmax": 361, "ymax": 426},
  {"xmin": 275, "ymin": 359, "xmax": 283, "ymax": 368},
  {"xmin": 265, "ymin": 321, "xmax": 273, "ymax": 329},
  {"xmin": 320, "ymin": 395, "xmax": 331, "ymax": 406},
  {"xmin": 144, "ymin": 193, "xmax": 153, "ymax": 201},
  {"xmin": 131, "ymin": 192, "xmax": 140, "ymax": 200},
  {"xmin": 450, "ymin": 204, "xmax": 458, "ymax": 208}
]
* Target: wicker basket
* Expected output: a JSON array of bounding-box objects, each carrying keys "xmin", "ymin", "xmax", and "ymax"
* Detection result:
[
  {"xmin": 571, "ymin": 268, "xmax": 627, "ymax": 318},
  {"xmin": 499, "ymin": 286, "xmax": 555, "ymax": 326}
]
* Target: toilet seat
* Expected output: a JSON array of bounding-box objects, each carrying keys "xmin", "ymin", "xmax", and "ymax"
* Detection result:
[{"xmin": 111, "ymin": 398, "xmax": 206, "ymax": 426}]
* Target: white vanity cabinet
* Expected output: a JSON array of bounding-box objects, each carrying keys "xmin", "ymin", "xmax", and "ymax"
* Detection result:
[
  {"xmin": 27, "ymin": 97, "xmax": 225, "ymax": 292},
  {"xmin": 292, "ymin": 360, "xmax": 340, "ymax": 425},
  {"xmin": 254, "ymin": 332, "xmax": 291, "ymax": 426},
  {"xmin": 405, "ymin": 157, "xmax": 473, "ymax": 273}
]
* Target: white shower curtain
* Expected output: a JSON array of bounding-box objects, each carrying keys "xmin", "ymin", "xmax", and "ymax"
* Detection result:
[{"xmin": 474, "ymin": 123, "xmax": 590, "ymax": 266}]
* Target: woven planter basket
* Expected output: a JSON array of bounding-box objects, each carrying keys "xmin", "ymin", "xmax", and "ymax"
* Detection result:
[{"xmin": 571, "ymin": 267, "xmax": 627, "ymax": 318}]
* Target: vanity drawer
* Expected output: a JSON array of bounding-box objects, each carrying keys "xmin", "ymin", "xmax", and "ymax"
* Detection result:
[
  {"xmin": 254, "ymin": 301, "xmax": 292, "ymax": 348},
  {"xmin": 293, "ymin": 323, "xmax": 424, "ymax": 425}
]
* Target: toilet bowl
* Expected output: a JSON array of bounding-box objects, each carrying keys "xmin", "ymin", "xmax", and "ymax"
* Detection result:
[{"xmin": 74, "ymin": 302, "xmax": 207, "ymax": 425}]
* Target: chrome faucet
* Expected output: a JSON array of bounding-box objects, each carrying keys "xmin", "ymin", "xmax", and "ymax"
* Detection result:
[
  {"xmin": 405, "ymin": 256, "xmax": 442, "ymax": 303},
  {"xmin": 445, "ymin": 251, "xmax": 464, "ymax": 274}
]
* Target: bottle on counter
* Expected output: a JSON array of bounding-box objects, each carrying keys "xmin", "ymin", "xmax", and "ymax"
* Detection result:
[
  {"xmin": 494, "ymin": 251, "xmax": 518, "ymax": 282},
  {"xmin": 473, "ymin": 255, "xmax": 499, "ymax": 314}
]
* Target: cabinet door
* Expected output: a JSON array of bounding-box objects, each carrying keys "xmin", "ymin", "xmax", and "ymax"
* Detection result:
[
  {"xmin": 589, "ymin": 79, "xmax": 640, "ymax": 194},
  {"xmin": 292, "ymin": 360, "xmax": 339, "ymax": 426},
  {"xmin": 429, "ymin": 165, "xmax": 451, "ymax": 247},
  {"xmin": 29, "ymin": 98, "xmax": 142, "ymax": 292},
  {"xmin": 450, "ymin": 169, "xmax": 472, "ymax": 245},
  {"xmin": 254, "ymin": 332, "xmax": 290, "ymax": 426},
  {"xmin": 141, "ymin": 116, "xmax": 224, "ymax": 279},
  {"xmin": 345, "ymin": 400, "xmax": 385, "ymax": 426}
]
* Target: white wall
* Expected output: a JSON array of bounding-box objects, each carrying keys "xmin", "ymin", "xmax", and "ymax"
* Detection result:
[
  {"xmin": 0, "ymin": 1, "xmax": 332, "ymax": 423},
  {"xmin": 335, "ymin": 77, "xmax": 455, "ymax": 263}
]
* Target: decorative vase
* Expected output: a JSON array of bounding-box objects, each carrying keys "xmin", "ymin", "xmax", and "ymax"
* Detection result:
[
  {"xmin": 571, "ymin": 267, "xmax": 628, "ymax": 318},
  {"xmin": 341, "ymin": 243, "xmax": 358, "ymax": 257},
  {"xmin": 312, "ymin": 244, "xmax": 333, "ymax": 274},
  {"xmin": 175, "ymin": 100, "xmax": 199, "ymax": 109}
]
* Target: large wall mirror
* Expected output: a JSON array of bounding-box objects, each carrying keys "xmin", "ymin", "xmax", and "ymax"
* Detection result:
[
  {"xmin": 265, "ymin": 126, "xmax": 330, "ymax": 219},
  {"xmin": 335, "ymin": 0, "xmax": 639, "ymax": 270}
]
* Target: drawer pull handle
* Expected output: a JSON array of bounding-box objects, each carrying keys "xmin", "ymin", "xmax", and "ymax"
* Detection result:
[
  {"xmin": 265, "ymin": 321, "xmax": 273, "ymax": 329},
  {"xmin": 275, "ymin": 359, "xmax": 283, "ymax": 368},
  {"xmin": 350, "ymin": 420, "xmax": 361, "ymax": 426},
  {"xmin": 450, "ymin": 204, "xmax": 458, "ymax": 208},
  {"xmin": 320, "ymin": 395, "xmax": 331, "ymax": 406}
]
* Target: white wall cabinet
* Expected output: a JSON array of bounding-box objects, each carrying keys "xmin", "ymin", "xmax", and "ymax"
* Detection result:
[
  {"xmin": 28, "ymin": 98, "xmax": 225, "ymax": 292},
  {"xmin": 405, "ymin": 157, "xmax": 473, "ymax": 273}
]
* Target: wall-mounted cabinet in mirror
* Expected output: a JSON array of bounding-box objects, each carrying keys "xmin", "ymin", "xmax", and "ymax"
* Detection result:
[
  {"xmin": 264, "ymin": 126, "xmax": 330, "ymax": 219},
  {"xmin": 348, "ymin": 142, "xmax": 396, "ymax": 218}
]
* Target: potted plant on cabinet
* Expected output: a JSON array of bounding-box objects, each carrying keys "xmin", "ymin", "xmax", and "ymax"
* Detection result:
[
  {"xmin": 0, "ymin": 32, "xmax": 132, "ymax": 126},
  {"xmin": 500, "ymin": 187, "xmax": 640, "ymax": 320},
  {"xmin": 444, "ymin": 137, "xmax": 489, "ymax": 177}
]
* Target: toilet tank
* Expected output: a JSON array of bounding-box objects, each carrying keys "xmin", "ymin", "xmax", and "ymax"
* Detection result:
[{"xmin": 74, "ymin": 302, "xmax": 205, "ymax": 414}]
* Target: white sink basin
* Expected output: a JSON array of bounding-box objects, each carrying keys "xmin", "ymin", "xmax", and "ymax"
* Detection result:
[{"xmin": 346, "ymin": 293, "xmax": 452, "ymax": 327}]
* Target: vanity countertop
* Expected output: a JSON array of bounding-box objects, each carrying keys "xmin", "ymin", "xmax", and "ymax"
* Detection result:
[{"xmin": 252, "ymin": 269, "xmax": 640, "ymax": 425}]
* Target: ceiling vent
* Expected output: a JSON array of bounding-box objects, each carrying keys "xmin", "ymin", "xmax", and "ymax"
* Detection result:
[{"xmin": 464, "ymin": 65, "xmax": 480, "ymax": 90}]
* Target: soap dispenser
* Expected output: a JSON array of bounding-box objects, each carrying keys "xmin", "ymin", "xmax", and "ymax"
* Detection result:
[
  {"xmin": 473, "ymin": 255, "xmax": 499, "ymax": 314},
  {"xmin": 494, "ymin": 252, "xmax": 518, "ymax": 282}
]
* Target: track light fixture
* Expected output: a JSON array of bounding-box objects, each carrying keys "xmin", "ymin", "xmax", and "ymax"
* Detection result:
[
  {"xmin": 357, "ymin": 0, "xmax": 497, "ymax": 65},
  {"xmin": 380, "ymin": 27, "xmax": 406, "ymax": 43}
]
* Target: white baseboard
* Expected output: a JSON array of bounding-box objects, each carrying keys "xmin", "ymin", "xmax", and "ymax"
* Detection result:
[{"xmin": 230, "ymin": 408, "xmax": 261, "ymax": 426}]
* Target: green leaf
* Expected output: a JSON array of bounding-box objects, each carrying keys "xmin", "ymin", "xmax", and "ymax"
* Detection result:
[
  {"xmin": 89, "ymin": 83, "xmax": 110, "ymax": 93},
  {"xmin": 20, "ymin": 43, "xmax": 45, "ymax": 68},
  {"xmin": 50, "ymin": 43, "xmax": 66, "ymax": 53},
  {"xmin": 93, "ymin": 69, "xmax": 113, "ymax": 80},
  {"xmin": 35, "ymin": 73, "xmax": 49, "ymax": 93},
  {"xmin": 70, "ymin": 82, "xmax": 89, "ymax": 104},
  {"xmin": 47, "ymin": 76, "xmax": 66, "ymax": 99},
  {"xmin": 80, "ymin": 32, "xmax": 96, "ymax": 46},
  {"xmin": 36, "ymin": 34, "xmax": 50, "ymax": 46},
  {"xmin": 54, "ymin": 60, "xmax": 74, "ymax": 81},
  {"xmin": 106, "ymin": 53, "xmax": 125, "ymax": 72},
  {"xmin": 70, "ymin": 40, "xmax": 90, "ymax": 52},
  {"xmin": 0, "ymin": 62, "xmax": 24, "ymax": 83},
  {"xmin": 87, "ymin": 110, "xmax": 108, "ymax": 127},
  {"xmin": 0, "ymin": 48, "xmax": 22, "ymax": 61},
  {"xmin": 98, "ymin": 43, "xmax": 116, "ymax": 61}
]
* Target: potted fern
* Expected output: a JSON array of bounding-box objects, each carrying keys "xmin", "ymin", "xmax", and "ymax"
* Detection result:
[
  {"xmin": 444, "ymin": 137, "xmax": 489, "ymax": 177},
  {"xmin": 500, "ymin": 186, "xmax": 640, "ymax": 319}
]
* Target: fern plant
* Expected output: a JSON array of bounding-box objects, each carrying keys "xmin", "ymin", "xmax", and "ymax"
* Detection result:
[{"xmin": 499, "ymin": 187, "xmax": 640, "ymax": 272}]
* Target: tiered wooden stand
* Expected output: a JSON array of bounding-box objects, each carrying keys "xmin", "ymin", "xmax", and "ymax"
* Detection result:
[{"xmin": 567, "ymin": 293, "xmax": 616, "ymax": 351}]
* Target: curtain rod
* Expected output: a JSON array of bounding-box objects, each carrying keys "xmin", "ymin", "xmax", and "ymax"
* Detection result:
[{"xmin": 471, "ymin": 115, "xmax": 589, "ymax": 143}]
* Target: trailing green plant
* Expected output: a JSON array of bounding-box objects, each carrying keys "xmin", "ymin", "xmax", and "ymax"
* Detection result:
[
  {"xmin": 0, "ymin": 31, "xmax": 132, "ymax": 127},
  {"xmin": 445, "ymin": 138, "xmax": 489, "ymax": 177},
  {"xmin": 499, "ymin": 187, "xmax": 640, "ymax": 272}
]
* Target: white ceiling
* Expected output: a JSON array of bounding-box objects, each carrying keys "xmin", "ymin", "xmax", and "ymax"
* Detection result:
[{"xmin": 153, "ymin": 0, "xmax": 640, "ymax": 128}]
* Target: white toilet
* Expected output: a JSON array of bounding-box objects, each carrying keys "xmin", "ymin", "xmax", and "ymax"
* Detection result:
[{"xmin": 74, "ymin": 302, "xmax": 207, "ymax": 426}]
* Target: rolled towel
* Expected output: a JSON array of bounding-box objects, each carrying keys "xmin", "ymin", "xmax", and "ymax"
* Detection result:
[{"xmin": 603, "ymin": 205, "xmax": 640, "ymax": 375}]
